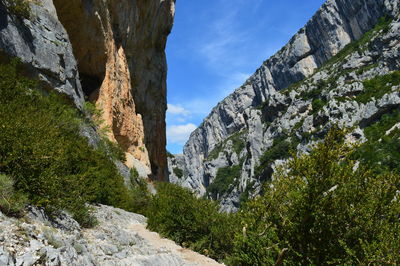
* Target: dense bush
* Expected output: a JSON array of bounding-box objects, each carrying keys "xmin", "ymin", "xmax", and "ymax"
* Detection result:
[
  {"xmin": 146, "ymin": 128, "xmax": 400, "ymax": 265},
  {"xmin": 0, "ymin": 59, "xmax": 132, "ymax": 226},
  {"xmin": 127, "ymin": 168, "xmax": 152, "ymax": 216},
  {"xmin": 0, "ymin": 174, "xmax": 28, "ymax": 217},
  {"xmin": 207, "ymin": 165, "xmax": 241, "ymax": 200},
  {"xmin": 354, "ymin": 109, "xmax": 400, "ymax": 175},
  {"xmin": 311, "ymin": 98, "xmax": 327, "ymax": 114},
  {"xmin": 235, "ymin": 128, "xmax": 400, "ymax": 265},
  {"xmin": 146, "ymin": 182, "xmax": 238, "ymax": 261},
  {"xmin": 255, "ymin": 135, "xmax": 293, "ymax": 177},
  {"xmin": 356, "ymin": 71, "xmax": 400, "ymax": 104},
  {"xmin": 173, "ymin": 167, "xmax": 183, "ymax": 178}
]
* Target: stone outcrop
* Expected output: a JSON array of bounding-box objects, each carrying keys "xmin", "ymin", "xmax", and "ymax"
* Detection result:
[
  {"xmin": 0, "ymin": 205, "xmax": 222, "ymax": 266},
  {"xmin": 52, "ymin": 0, "xmax": 175, "ymax": 180},
  {"xmin": 0, "ymin": 0, "xmax": 175, "ymax": 181},
  {"xmin": 174, "ymin": 0, "xmax": 400, "ymax": 211},
  {"xmin": 0, "ymin": 0, "xmax": 84, "ymax": 108}
]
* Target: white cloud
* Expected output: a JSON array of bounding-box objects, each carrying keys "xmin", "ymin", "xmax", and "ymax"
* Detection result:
[
  {"xmin": 167, "ymin": 104, "xmax": 190, "ymax": 116},
  {"xmin": 167, "ymin": 123, "xmax": 197, "ymax": 145}
]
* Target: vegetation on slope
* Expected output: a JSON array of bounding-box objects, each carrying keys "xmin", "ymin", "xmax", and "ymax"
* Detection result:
[
  {"xmin": 206, "ymin": 164, "xmax": 241, "ymax": 200},
  {"xmin": 0, "ymin": 59, "xmax": 143, "ymax": 226},
  {"xmin": 206, "ymin": 131, "xmax": 246, "ymax": 161},
  {"xmin": 354, "ymin": 109, "xmax": 400, "ymax": 175},
  {"xmin": 2, "ymin": 0, "xmax": 31, "ymax": 19},
  {"xmin": 355, "ymin": 71, "xmax": 400, "ymax": 104},
  {"xmin": 146, "ymin": 15, "xmax": 400, "ymax": 264}
]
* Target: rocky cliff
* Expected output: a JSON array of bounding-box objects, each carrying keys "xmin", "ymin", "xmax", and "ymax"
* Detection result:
[
  {"xmin": 0, "ymin": 0, "xmax": 175, "ymax": 181},
  {"xmin": 173, "ymin": 0, "xmax": 400, "ymax": 211}
]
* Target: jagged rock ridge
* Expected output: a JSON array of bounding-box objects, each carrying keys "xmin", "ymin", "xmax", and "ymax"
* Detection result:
[{"xmin": 172, "ymin": 0, "xmax": 400, "ymax": 211}]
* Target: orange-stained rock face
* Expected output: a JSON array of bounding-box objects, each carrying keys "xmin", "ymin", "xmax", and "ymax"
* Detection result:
[
  {"xmin": 96, "ymin": 38, "xmax": 150, "ymax": 167},
  {"xmin": 53, "ymin": 0, "xmax": 175, "ymax": 181}
]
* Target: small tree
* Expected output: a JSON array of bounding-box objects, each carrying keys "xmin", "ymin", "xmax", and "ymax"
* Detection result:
[{"xmin": 233, "ymin": 127, "xmax": 400, "ymax": 264}]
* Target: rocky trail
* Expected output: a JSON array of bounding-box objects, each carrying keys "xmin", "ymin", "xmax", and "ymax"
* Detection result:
[
  {"xmin": 128, "ymin": 224, "xmax": 222, "ymax": 266},
  {"xmin": 0, "ymin": 205, "xmax": 223, "ymax": 266}
]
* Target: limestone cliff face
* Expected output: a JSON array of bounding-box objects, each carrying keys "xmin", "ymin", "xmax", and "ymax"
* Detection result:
[
  {"xmin": 175, "ymin": 0, "xmax": 400, "ymax": 210},
  {"xmin": 0, "ymin": 0, "xmax": 175, "ymax": 181},
  {"xmin": 53, "ymin": 0, "xmax": 175, "ymax": 181},
  {"xmin": 0, "ymin": 0, "xmax": 84, "ymax": 108}
]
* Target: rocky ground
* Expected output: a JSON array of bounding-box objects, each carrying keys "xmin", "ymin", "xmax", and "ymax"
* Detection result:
[{"xmin": 0, "ymin": 205, "xmax": 222, "ymax": 266}]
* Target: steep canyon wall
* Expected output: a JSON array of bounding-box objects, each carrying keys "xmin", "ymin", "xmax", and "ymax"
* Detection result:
[{"xmin": 0, "ymin": 0, "xmax": 175, "ymax": 181}]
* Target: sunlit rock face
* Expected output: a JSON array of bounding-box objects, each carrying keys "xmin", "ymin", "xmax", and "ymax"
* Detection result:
[
  {"xmin": 0, "ymin": 0, "xmax": 175, "ymax": 181},
  {"xmin": 174, "ymin": 0, "xmax": 400, "ymax": 211},
  {"xmin": 53, "ymin": 0, "xmax": 175, "ymax": 181}
]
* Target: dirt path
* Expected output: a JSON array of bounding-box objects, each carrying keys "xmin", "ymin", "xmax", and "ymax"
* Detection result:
[{"xmin": 129, "ymin": 223, "xmax": 224, "ymax": 266}]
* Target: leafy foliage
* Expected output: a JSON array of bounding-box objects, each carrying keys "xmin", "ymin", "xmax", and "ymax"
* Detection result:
[
  {"xmin": 146, "ymin": 182, "xmax": 238, "ymax": 261},
  {"xmin": 3, "ymin": 0, "xmax": 31, "ymax": 19},
  {"xmin": 311, "ymin": 98, "xmax": 327, "ymax": 114},
  {"xmin": 355, "ymin": 71, "xmax": 400, "ymax": 104},
  {"xmin": 127, "ymin": 168, "xmax": 152, "ymax": 216},
  {"xmin": 0, "ymin": 59, "xmax": 132, "ymax": 226},
  {"xmin": 255, "ymin": 135, "xmax": 295, "ymax": 177},
  {"xmin": 173, "ymin": 167, "xmax": 183, "ymax": 178},
  {"xmin": 354, "ymin": 109, "xmax": 400, "ymax": 174},
  {"xmin": 207, "ymin": 131, "xmax": 246, "ymax": 161},
  {"xmin": 83, "ymin": 101, "xmax": 126, "ymax": 162},
  {"xmin": 0, "ymin": 174, "xmax": 28, "ymax": 217},
  {"xmin": 147, "ymin": 128, "xmax": 400, "ymax": 265},
  {"xmin": 238, "ymin": 127, "xmax": 400, "ymax": 265},
  {"xmin": 207, "ymin": 164, "xmax": 241, "ymax": 200}
]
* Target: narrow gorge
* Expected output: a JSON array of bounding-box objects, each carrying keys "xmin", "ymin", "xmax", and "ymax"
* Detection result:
[{"xmin": 1, "ymin": 0, "xmax": 400, "ymax": 264}]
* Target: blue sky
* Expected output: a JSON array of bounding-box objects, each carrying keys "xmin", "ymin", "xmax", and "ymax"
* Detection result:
[{"xmin": 166, "ymin": 0, "xmax": 326, "ymax": 154}]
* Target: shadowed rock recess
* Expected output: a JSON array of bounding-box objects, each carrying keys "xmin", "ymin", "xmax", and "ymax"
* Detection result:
[
  {"xmin": 0, "ymin": 0, "xmax": 175, "ymax": 181},
  {"xmin": 170, "ymin": 0, "xmax": 400, "ymax": 211}
]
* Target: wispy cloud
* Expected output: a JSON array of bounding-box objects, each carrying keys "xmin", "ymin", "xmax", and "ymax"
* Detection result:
[
  {"xmin": 167, "ymin": 123, "xmax": 197, "ymax": 145},
  {"xmin": 167, "ymin": 104, "xmax": 190, "ymax": 116},
  {"xmin": 198, "ymin": 1, "xmax": 249, "ymax": 71}
]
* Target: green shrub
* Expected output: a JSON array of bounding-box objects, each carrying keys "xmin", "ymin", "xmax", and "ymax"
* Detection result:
[
  {"xmin": 173, "ymin": 167, "xmax": 183, "ymax": 178},
  {"xmin": 255, "ymin": 136, "xmax": 294, "ymax": 177},
  {"xmin": 3, "ymin": 0, "xmax": 31, "ymax": 19},
  {"xmin": 206, "ymin": 131, "xmax": 246, "ymax": 161},
  {"xmin": 0, "ymin": 59, "xmax": 131, "ymax": 226},
  {"xmin": 0, "ymin": 174, "xmax": 28, "ymax": 217},
  {"xmin": 84, "ymin": 101, "xmax": 126, "ymax": 162},
  {"xmin": 311, "ymin": 98, "xmax": 327, "ymax": 114},
  {"xmin": 147, "ymin": 182, "xmax": 238, "ymax": 261},
  {"xmin": 244, "ymin": 127, "xmax": 400, "ymax": 264},
  {"xmin": 127, "ymin": 169, "xmax": 152, "ymax": 216},
  {"xmin": 228, "ymin": 199, "xmax": 280, "ymax": 266},
  {"xmin": 353, "ymin": 109, "xmax": 400, "ymax": 175},
  {"xmin": 355, "ymin": 71, "xmax": 400, "ymax": 104},
  {"xmin": 207, "ymin": 165, "xmax": 241, "ymax": 200}
]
